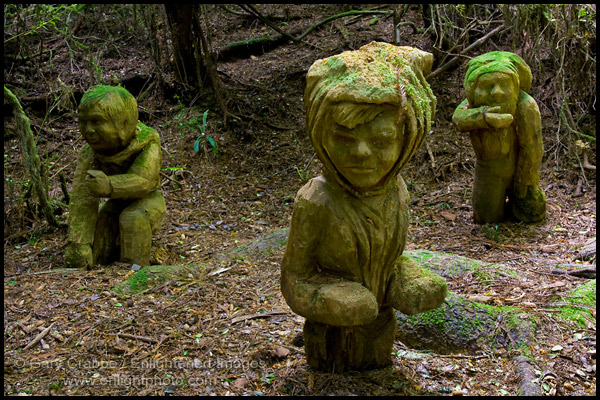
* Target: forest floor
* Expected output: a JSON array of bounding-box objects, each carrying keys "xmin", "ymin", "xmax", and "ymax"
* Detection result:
[{"xmin": 4, "ymin": 5, "xmax": 596, "ymax": 396}]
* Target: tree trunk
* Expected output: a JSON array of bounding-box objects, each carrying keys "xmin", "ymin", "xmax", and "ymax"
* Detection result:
[
  {"xmin": 163, "ymin": 4, "xmax": 206, "ymax": 88},
  {"xmin": 4, "ymin": 86, "xmax": 59, "ymax": 227}
]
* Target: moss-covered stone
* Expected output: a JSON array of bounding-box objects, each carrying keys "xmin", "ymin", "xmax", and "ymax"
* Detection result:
[{"xmin": 396, "ymin": 292, "xmax": 537, "ymax": 354}]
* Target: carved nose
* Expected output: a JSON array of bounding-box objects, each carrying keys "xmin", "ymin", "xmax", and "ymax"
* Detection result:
[
  {"xmin": 490, "ymin": 84, "xmax": 505, "ymax": 98},
  {"xmin": 353, "ymin": 140, "xmax": 371, "ymax": 158}
]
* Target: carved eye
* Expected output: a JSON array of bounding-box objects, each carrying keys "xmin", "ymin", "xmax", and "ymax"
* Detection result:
[
  {"xmin": 372, "ymin": 138, "xmax": 393, "ymax": 149},
  {"xmin": 335, "ymin": 134, "xmax": 355, "ymax": 144}
]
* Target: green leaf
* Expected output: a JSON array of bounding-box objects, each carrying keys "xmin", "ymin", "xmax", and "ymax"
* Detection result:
[
  {"xmin": 206, "ymin": 136, "xmax": 218, "ymax": 154},
  {"xmin": 194, "ymin": 136, "xmax": 201, "ymax": 154},
  {"xmin": 202, "ymin": 109, "xmax": 209, "ymax": 131}
]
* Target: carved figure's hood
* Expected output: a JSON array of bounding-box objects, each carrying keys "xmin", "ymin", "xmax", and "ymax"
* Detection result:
[{"xmin": 304, "ymin": 42, "xmax": 436, "ymax": 197}]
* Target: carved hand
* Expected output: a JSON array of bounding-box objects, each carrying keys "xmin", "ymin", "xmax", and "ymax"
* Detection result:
[
  {"xmin": 86, "ymin": 170, "xmax": 113, "ymax": 197},
  {"xmin": 484, "ymin": 106, "xmax": 513, "ymax": 129},
  {"xmin": 316, "ymin": 281, "xmax": 379, "ymax": 326}
]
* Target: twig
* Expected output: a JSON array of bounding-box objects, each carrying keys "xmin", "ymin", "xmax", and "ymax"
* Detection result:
[
  {"xmin": 435, "ymin": 353, "xmax": 490, "ymax": 360},
  {"xmin": 547, "ymin": 302, "xmax": 596, "ymax": 312},
  {"xmin": 425, "ymin": 141, "xmax": 436, "ymax": 169},
  {"xmin": 583, "ymin": 150, "xmax": 596, "ymax": 170},
  {"xmin": 231, "ymin": 308, "xmax": 288, "ymax": 324},
  {"xmin": 116, "ymin": 333, "xmax": 159, "ymax": 343},
  {"xmin": 23, "ymin": 322, "xmax": 55, "ymax": 350}
]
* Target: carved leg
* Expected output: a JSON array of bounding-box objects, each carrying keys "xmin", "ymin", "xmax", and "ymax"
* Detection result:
[
  {"xmin": 119, "ymin": 208, "xmax": 152, "ymax": 266},
  {"xmin": 119, "ymin": 191, "xmax": 166, "ymax": 266},
  {"xmin": 93, "ymin": 199, "xmax": 123, "ymax": 265},
  {"xmin": 509, "ymin": 185, "xmax": 546, "ymax": 223},
  {"xmin": 472, "ymin": 163, "xmax": 512, "ymax": 224},
  {"xmin": 303, "ymin": 307, "xmax": 396, "ymax": 372}
]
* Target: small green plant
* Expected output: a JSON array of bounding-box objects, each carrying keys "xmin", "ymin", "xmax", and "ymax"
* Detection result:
[
  {"xmin": 296, "ymin": 167, "xmax": 310, "ymax": 182},
  {"xmin": 192, "ymin": 109, "xmax": 217, "ymax": 155},
  {"xmin": 481, "ymin": 224, "xmax": 505, "ymax": 243}
]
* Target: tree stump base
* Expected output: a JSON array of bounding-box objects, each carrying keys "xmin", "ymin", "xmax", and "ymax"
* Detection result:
[{"xmin": 303, "ymin": 307, "xmax": 397, "ymax": 372}]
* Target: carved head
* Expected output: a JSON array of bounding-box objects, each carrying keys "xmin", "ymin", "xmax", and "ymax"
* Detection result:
[
  {"xmin": 78, "ymin": 85, "xmax": 139, "ymax": 155},
  {"xmin": 464, "ymin": 51, "xmax": 532, "ymax": 115},
  {"xmin": 305, "ymin": 42, "xmax": 436, "ymax": 196}
]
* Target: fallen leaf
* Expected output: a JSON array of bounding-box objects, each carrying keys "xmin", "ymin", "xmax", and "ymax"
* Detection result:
[
  {"xmin": 274, "ymin": 345, "xmax": 289, "ymax": 358},
  {"xmin": 232, "ymin": 377, "xmax": 248, "ymax": 389},
  {"xmin": 440, "ymin": 211, "xmax": 456, "ymax": 221}
]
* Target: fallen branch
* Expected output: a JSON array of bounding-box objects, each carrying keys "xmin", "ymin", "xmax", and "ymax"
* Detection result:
[
  {"xmin": 572, "ymin": 177, "xmax": 585, "ymax": 197},
  {"xmin": 429, "ymin": 24, "xmax": 506, "ymax": 79},
  {"xmin": 583, "ymin": 150, "xmax": 596, "ymax": 170},
  {"xmin": 218, "ymin": 9, "xmax": 392, "ymax": 61},
  {"xmin": 551, "ymin": 265, "xmax": 596, "ymax": 279}
]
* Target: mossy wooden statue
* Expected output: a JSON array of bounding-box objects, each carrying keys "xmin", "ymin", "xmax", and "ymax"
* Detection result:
[
  {"xmin": 452, "ymin": 51, "xmax": 546, "ymax": 224},
  {"xmin": 281, "ymin": 42, "xmax": 447, "ymax": 372},
  {"xmin": 65, "ymin": 85, "xmax": 166, "ymax": 268}
]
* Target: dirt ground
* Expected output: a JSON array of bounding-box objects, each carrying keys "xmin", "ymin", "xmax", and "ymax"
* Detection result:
[{"xmin": 4, "ymin": 5, "xmax": 596, "ymax": 396}]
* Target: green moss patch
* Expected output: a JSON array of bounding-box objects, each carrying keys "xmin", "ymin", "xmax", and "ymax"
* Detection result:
[
  {"xmin": 558, "ymin": 280, "xmax": 596, "ymax": 329},
  {"xmin": 112, "ymin": 264, "xmax": 198, "ymax": 294}
]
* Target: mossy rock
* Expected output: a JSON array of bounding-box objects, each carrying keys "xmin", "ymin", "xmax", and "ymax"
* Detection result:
[
  {"xmin": 404, "ymin": 249, "xmax": 517, "ymax": 281},
  {"xmin": 398, "ymin": 250, "xmax": 536, "ymax": 354},
  {"xmin": 396, "ymin": 292, "xmax": 536, "ymax": 355},
  {"xmin": 215, "ymin": 228, "xmax": 289, "ymax": 262},
  {"xmin": 112, "ymin": 264, "xmax": 198, "ymax": 294}
]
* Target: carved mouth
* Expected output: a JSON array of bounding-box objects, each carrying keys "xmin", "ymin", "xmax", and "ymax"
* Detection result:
[{"xmin": 345, "ymin": 166, "xmax": 376, "ymax": 173}]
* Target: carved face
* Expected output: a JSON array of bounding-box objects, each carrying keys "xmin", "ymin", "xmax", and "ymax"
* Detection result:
[
  {"xmin": 79, "ymin": 107, "xmax": 125, "ymax": 155},
  {"xmin": 324, "ymin": 109, "xmax": 402, "ymax": 192},
  {"xmin": 471, "ymin": 72, "xmax": 519, "ymax": 115}
]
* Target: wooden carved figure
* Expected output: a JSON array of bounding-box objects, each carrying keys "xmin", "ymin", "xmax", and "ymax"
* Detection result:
[
  {"xmin": 65, "ymin": 85, "xmax": 166, "ymax": 268},
  {"xmin": 452, "ymin": 51, "xmax": 546, "ymax": 224},
  {"xmin": 281, "ymin": 42, "xmax": 447, "ymax": 371}
]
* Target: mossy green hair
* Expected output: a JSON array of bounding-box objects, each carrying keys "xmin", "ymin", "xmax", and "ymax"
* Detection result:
[
  {"xmin": 80, "ymin": 84, "xmax": 135, "ymax": 109},
  {"xmin": 464, "ymin": 51, "xmax": 532, "ymax": 94}
]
